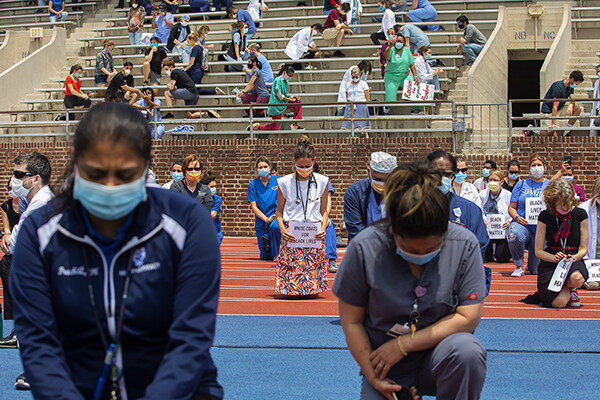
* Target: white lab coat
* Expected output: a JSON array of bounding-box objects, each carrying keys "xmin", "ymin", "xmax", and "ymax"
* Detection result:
[
  {"xmin": 248, "ymin": 0, "xmax": 266, "ymax": 21},
  {"xmin": 414, "ymin": 55, "xmax": 434, "ymax": 82},
  {"xmin": 579, "ymin": 198, "xmax": 597, "ymax": 259},
  {"xmin": 342, "ymin": 0, "xmax": 363, "ymax": 32},
  {"xmin": 380, "ymin": 8, "xmax": 395, "ymax": 34},
  {"xmin": 454, "ymin": 181, "xmax": 481, "ymax": 208},
  {"xmin": 337, "ymin": 65, "xmax": 369, "ymax": 102},
  {"xmin": 591, "ymin": 77, "xmax": 600, "ymax": 136},
  {"xmin": 285, "ymin": 27, "xmax": 315, "ymax": 60}
]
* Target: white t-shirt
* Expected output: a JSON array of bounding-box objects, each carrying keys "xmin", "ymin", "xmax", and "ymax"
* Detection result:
[
  {"xmin": 278, "ymin": 172, "xmax": 329, "ymax": 223},
  {"xmin": 337, "ymin": 65, "xmax": 369, "ymax": 102},
  {"xmin": 345, "ymin": 80, "xmax": 369, "ymax": 102},
  {"xmin": 454, "ymin": 181, "xmax": 481, "ymax": 207}
]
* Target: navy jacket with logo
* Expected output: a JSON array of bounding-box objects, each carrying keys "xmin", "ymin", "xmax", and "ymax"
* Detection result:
[{"xmin": 10, "ymin": 187, "xmax": 223, "ymax": 400}]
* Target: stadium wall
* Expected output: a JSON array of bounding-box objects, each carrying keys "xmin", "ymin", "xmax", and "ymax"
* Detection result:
[{"xmin": 0, "ymin": 137, "xmax": 596, "ymax": 237}]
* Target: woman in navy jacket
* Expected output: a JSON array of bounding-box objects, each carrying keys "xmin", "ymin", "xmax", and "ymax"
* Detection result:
[{"xmin": 10, "ymin": 103, "xmax": 223, "ymax": 400}]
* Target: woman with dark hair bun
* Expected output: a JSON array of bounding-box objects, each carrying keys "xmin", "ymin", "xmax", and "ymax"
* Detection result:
[
  {"xmin": 334, "ymin": 161, "xmax": 487, "ymax": 400},
  {"xmin": 10, "ymin": 102, "xmax": 223, "ymax": 400},
  {"xmin": 275, "ymin": 136, "xmax": 329, "ymax": 297}
]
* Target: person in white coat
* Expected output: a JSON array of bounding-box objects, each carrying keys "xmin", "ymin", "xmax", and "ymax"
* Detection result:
[
  {"xmin": 591, "ymin": 65, "xmax": 600, "ymax": 137},
  {"xmin": 580, "ymin": 176, "xmax": 600, "ymax": 289},
  {"xmin": 336, "ymin": 60, "xmax": 372, "ymax": 113},
  {"xmin": 452, "ymin": 156, "xmax": 480, "ymax": 207},
  {"xmin": 342, "ymin": 0, "xmax": 362, "ymax": 33},
  {"xmin": 284, "ymin": 24, "xmax": 323, "ymax": 68},
  {"xmin": 413, "ymin": 45, "xmax": 443, "ymax": 91},
  {"xmin": 479, "ymin": 169, "xmax": 512, "ymax": 263},
  {"xmin": 248, "ymin": 0, "xmax": 268, "ymax": 27}
]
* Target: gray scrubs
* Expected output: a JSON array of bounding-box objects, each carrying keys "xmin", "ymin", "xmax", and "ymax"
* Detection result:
[{"xmin": 332, "ymin": 222, "xmax": 487, "ymax": 400}]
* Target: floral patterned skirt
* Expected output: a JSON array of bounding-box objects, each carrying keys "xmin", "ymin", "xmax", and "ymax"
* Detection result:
[{"xmin": 275, "ymin": 235, "xmax": 328, "ymax": 296}]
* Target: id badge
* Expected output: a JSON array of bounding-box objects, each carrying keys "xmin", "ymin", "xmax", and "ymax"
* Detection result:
[{"xmin": 386, "ymin": 322, "xmax": 411, "ymax": 338}]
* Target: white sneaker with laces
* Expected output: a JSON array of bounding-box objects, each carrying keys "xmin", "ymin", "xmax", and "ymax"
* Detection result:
[{"xmin": 511, "ymin": 267, "xmax": 525, "ymax": 277}]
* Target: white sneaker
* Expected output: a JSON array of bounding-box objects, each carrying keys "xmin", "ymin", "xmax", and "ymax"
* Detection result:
[
  {"xmin": 511, "ymin": 267, "xmax": 525, "ymax": 277},
  {"xmin": 568, "ymin": 288, "xmax": 581, "ymax": 307}
]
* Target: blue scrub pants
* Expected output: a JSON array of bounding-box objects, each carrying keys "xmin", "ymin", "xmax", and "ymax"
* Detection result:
[
  {"xmin": 216, "ymin": 230, "xmax": 223, "ymax": 246},
  {"xmin": 407, "ymin": 5, "xmax": 439, "ymax": 31},
  {"xmin": 255, "ymin": 219, "xmax": 281, "ymax": 260},
  {"xmin": 325, "ymin": 219, "xmax": 338, "ymax": 260},
  {"xmin": 150, "ymin": 124, "xmax": 165, "ymax": 139},
  {"xmin": 462, "ymin": 43, "xmax": 483, "ymax": 64},
  {"xmin": 427, "ymin": 75, "xmax": 440, "ymax": 91},
  {"xmin": 507, "ymin": 221, "xmax": 539, "ymax": 274}
]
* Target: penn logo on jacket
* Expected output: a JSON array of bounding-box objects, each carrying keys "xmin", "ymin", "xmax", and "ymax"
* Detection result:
[
  {"xmin": 133, "ymin": 247, "xmax": 147, "ymax": 267},
  {"xmin": 57, "ymin": 266, "xmax": 99, "ymax": 277}
]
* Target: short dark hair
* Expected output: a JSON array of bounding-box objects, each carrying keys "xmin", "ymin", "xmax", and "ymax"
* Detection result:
[
  {"xmin": 171, "ymin": 160, "xmax": 182, "ymax": 168},
  {"xmin": 200, "ymin": 171, "xmax": 216, "ymax": 185},
  {"xmin": 123, "ymin": 61, "xmax": 133, "ymax": 68},
  {"xmin": 162, "ymin": 58, "xmax": 175, "ymax": 68},
  {"xmin": 507, "ymin": 160, "xmax": 520, "ymax": 170},
  {"xmin": 14, "ymin": 152, "xmax": 51, "ymax": 185},
  {"xmin": 569, "ymin": 70, "xmax": 584, "ymax": 83},
  {"xmin": 456, "ymin": 15, "xmax": 469, "ymax": 24},
  {"xmin": 340, "ymin": 3, "xmax": 350, "ymax": 12},
  {"xmin": 484, "ymin": 159, "xmax": 497, "ymax": 169},
  {"xmin": 256, "ymin": 156, "xmax": 271, "ymax": 167},
  {"xmin": 150, "ymin": 36, "xmax": 160, "ymax": 43},
  {"xmin": 311, "ymin": 23, "xmax": 323, "ymax": 33},
  {"xmin": 70, "ymin": 64, "xmax": 83, "ymax": 74},
  {"xmin": 426, "ymin": 150, "xmax": 457, "ymax": 172}
]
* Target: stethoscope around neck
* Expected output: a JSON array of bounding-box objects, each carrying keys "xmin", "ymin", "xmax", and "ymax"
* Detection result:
[{"xmin": 294, "ymin": 172, "xmax": 318, "ymax": 204}]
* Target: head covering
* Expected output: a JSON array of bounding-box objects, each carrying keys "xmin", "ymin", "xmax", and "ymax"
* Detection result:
[
  {"xmin": 181, "ymin": 14, "xmax": 190, "ymax": 21},
  {"xmin": 157, "ymin": 4, "xmax": 166, "ymax": 11},
  {"xmin": 370, "ymin": 152, "xmax": 397, "ymax": 173}
]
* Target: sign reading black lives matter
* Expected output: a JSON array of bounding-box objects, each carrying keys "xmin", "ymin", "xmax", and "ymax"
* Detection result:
[
  {"xmin": 486, "ymin": 214, "xmax": 505, "ymax": 239},
  {"xmin": 525, "ymin": 197, "xmax": 546, "ymax": 225},
  {"xmin": 288, "ymin": 221, "xmax": 322, "ymax": 249}
]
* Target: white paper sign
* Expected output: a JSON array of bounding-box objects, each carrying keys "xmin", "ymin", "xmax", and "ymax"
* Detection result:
[
  {"xmin": 288, "ymin": 221, "xmax": 322, "ymax": 249},
  {"xmin": 585, "ymin": 259, "xmax": 600, "ymax": 282},
  {"xmin": 401, "ymin": 80, "xmax": 435, "ymax": 102},
  {"xmin": 486, "ymin": 214, "xmax": 505, "ymax": 239},
  {"xmin": 525, "ymin": 197, "xmax": 546, "ymax": 225},
  {"xmin": 547, "ymin": 257, "xmax": 574, "ymax": 292}
]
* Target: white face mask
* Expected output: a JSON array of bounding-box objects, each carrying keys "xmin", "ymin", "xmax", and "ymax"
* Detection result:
[
  {"xmin": 11, "ymin": 176, "xmax": 32, "ymax": 198},
  {"xmin": 352, "ymin": 77, "xmax": 359, "ymax": 83},
  {"xmin": 530, "ymin": 166, "xmax": 545, "ymax": 179},
  {"xmin": 165, "ymin": 69, "xmax": 172, "ymax": 76},
  {"xmin": 124, "ymin": 69, "xmax": 131, "ymax": 76},
  {"xmin": 281, "ymin": 73, "xmax": 289, "ymax": 81},
  {"xmin": 132, "ymin": 3, "xmax": 138, "ymax": 7}
]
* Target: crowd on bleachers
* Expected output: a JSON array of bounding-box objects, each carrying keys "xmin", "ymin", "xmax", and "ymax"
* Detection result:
[{"xmin": 54, "ymin": 0, "xmax": 491, "ymax": 132}]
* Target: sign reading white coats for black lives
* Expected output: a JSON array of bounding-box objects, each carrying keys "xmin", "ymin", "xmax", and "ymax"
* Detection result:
[
  {"xmin": 288, "ymin": 221, "xmax": 322, "ymax": 249},
  {"xmin": 525, "ymin": 197, "xmax": 546, "ymax": 225},
  {"xmin": 486, "ymin": 214, "xmax": 505, "ymax": 239},
  {"xmin": 585, "ymin": 260, "xmax": 600, "ymax": 282}
]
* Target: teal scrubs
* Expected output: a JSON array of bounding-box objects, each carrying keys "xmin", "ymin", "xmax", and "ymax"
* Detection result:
[{"xmin": 384, "ymin": 45, "xmax": 414, "ymax": 101}]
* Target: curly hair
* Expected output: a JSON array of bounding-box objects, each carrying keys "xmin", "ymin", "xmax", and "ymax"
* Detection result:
[{"xmin": 543, "ymin": 179, "xmax": 578, "ymax": 214}]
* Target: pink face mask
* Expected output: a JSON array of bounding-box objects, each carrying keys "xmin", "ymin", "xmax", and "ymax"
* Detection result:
[{"xmin": 556, "ymin": 206, "xmax": 570, "ymax": 216}]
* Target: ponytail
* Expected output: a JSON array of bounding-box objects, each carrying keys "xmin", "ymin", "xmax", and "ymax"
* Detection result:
[
  {"xmin": 277, "ymin": 65, "xmax": 295, "ymax": 77},
  {"xmin": 293, "ymin": 135, "xmax": 315, "ymax": 160}
]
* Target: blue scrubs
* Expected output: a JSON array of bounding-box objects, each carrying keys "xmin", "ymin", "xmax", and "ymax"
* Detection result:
[
  {"xmin": 211, "ymin": 194, "xmax": 222, "ymax": 246},
  {"xmin": 325, "ymin": 181, "xmax": 337, "ymax": 260},
  {"xmin": 448, "ymin": 193, "xmax": 491, "ymax": 294},
  {"xmin": 366, "ymin": 189, "xmax": 383, "ymax": 224},
  {"xmin": 247, "ymin": 175, "xmax": 281, "ymax": 260},
  {"xmin": 407, "ymin": 0, "xmax": 439, "ymax": 31},
  {"xmin": 237, "ymin": 9, "xmax": 256, "ymax": 38}
]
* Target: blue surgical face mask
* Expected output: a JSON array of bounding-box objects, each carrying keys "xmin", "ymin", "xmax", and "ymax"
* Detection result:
[
  {"xmin": 396, "ymin": 245, "xmax": 441, "ymax": 265},
  {"xmin": 454, "ymin": 171, "xmax": 467, "ymax": 184},
  {"xmin": 438, "ymin": 176, "xmax": 453, "ymax": 195},
  {"xmin": 395, "ymin": 42, "xmax": 404, "ymax": 50},
  {"xmin": 570, "ymin": 83, "xmax": 577, "ymax": 89},
  {"xmin": 73, "ymin": 167, "xmax": 147, "ymax": 221},
  {"xmin": 258, "ymin": 167, "xmax": 270, "ymax": 177},
  {"xmin": 378, "ymin": 5, "xmax": 385, "ymax": 11},
  {"xmin": 563, "ymin": 175, "xmax": 574, "ymax": 182},
  {"xmin": 387, "ymin": 34, "xmax": 393, "ymax": 40},
  {"xmin": 209, "ymin": 186, "xmax": 217, "ymax": 195},
  {"xmin": 597, "ymin": 73, "xmax": 600, "ymax": 79},
  {"xmin": 508, "ymin": 173, "xmax": 519, "ymax": 180},
  {"xmin": 150, "ymin": 42, "xmax": 158, "ymax": 47},
  {"xmin": 243, "ymin": 27, "xmax": 249, "ymax": 34},
  {"xmin": 181, "ymin": 21, "xmax": 188, "ymax": 27},
  {"xmin": 425, "ymin": 54, "xmax": 432, "ymax": 60},
  {"xmin": 482, "ymin": 168, "xmax": 491, "ymax": 178},
  {"xmin": 171, "ymin": 171, "xmax": 184, "ymax": 182}
]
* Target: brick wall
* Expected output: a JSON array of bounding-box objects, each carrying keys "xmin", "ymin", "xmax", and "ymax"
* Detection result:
[{"xmin": 0, "ymin": 137, "xmax": 597, "ymax": 237}]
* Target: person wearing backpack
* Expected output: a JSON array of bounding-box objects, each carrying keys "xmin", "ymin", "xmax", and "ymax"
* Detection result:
[{"xmin": 224, "ymin": 21, "xmax": 250, "ymax": 72}]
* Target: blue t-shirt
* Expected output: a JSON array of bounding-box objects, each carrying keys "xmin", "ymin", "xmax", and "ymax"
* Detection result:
[
  {"xmin": 211, "ymin": 194, "xmax": 222, "ymax": 233},
  {"xmin": 246, "ymin": 175, "xmax": 279, "ymax": 231},
  {"xmin": 154, "ymin": 13, "xmax": 174, "ymax": 44},
  {"xmin": 190, "ymin": 45, "xmax": 203, "ymax": 72},
  {"xmin": 136, "ymin": 98, "xmax": 163, "ymax": 122},
  {"xmin": 402, "ymin": 24, "xmax": 430, "ymax": 49},
  {"xmin": 510, "ymin": 178, "xmax": 550, "ymax": 225},
  {"xmin": 257, "ymin": 54, "xmax": 273, "ymax": 83},
  {"xmin": 237, "ymin": 9, "xmax": 256, "ymax": 35},
  {"xmin": 49, "ymin": 0, "xmax": 64, "ymax": 16},
  {"xmin": 541, "ymin": 80, "xmax": 574, "ymax": 114},
  {"xmin": 416, "ymin": 0, "xmax": 433, "ymax": 8}
]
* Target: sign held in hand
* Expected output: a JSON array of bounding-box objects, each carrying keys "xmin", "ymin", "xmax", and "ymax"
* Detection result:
[
  {"xmin": 288, "ymin": 221, "xmax": 322, "ymax": 249},
  {"xmin": 402, "ymin": 80, "xmax": 435, "ymax": 102}
]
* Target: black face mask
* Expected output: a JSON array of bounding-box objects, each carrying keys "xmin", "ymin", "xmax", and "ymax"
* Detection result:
[
  {"xmin": 247, "ymin": 63, "xmax": 253, "ymax": 68},
  {"xmin": 458, "ymin": 23, "xmax": 465, "ymax": 29}
]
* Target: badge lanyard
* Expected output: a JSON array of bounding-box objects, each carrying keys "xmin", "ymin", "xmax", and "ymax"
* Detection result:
[
  {"xmin": 295, "ymin": 172, "xmax": 317, "ymax": 222},
  {"xmin": 409, "ymin": 285, "xmax": 428, "ymax": 339},
  {"xmin": 555, "ymin": 215, "xmax": 568, "ymax": 252},
  {"xmin": 82, "ymin": 246, "xmax": 136, "ymax": 400}
]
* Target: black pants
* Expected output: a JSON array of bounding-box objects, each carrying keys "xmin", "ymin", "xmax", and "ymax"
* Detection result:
[
  {"xmin": 485, "ymin": 239, "xmax": 512, "ymax": 263},
  {"xmin": 64, "ymin": 95, "xmax": 91, "ymax": 109},
  {"xmin": 0, "ymin": 254, "xmax": 13, "ymax": 320},
  {"xmin": 370, "ymin": 31, "xmax": 387, "ymax": 45},
  {"xmin": 287, "ymin": 50, "xmax": 317, "ymax": 70}
]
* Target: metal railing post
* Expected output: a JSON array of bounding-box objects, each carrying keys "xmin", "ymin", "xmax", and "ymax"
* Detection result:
[
  {"xmin": 249, "ymin": 104, "xmax": 254, "ymax": 139},
  {"xmin": 507, "ymin": 100, "xmax": 513, "ymax": 152},
  {"xmin": 152, "ymin": 107, "xmax": 158, "ymax": 139},
  {"xmin": 65, "ymin": 110, "xmax": 70, "ymax": 141},
  {"xmin": 350, "ymin": 102, "xmax": 355, "ymax": 138},
  {"xmin": 451, "ymin": 100, "xmax": 456, "ymax": 153}
]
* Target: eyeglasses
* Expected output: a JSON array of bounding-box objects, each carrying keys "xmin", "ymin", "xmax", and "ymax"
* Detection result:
[
  {"xmin": 457, "ymin": 168, "xmax": 468, "ymax": 173},
  {"xmin": 440, "ymin": 170, "xmax": 455, "ymax": 178},
  {"xmin": 13, "ymin": 170, "xmax": 35, "ymax": 179},
  {"xmin": 187, "ymin": 168, "xmax": 201, "ymax": 172}
]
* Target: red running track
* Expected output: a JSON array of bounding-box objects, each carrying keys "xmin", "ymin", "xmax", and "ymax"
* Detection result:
[{"xmin": 219, "ymin": 237, "xmax": 600, "ymax": 319}]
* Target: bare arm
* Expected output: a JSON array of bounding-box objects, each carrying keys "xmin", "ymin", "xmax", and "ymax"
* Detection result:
[
  {"xmin": 249, "ymin": 200, "xmax": 270, "ymax": 223},
  {"xmin": 508, "ymin": 201, "xmax": 527, "ymax": 225},
  {"xmin": 276, "ymin": 187, "xmax": 295, "ymax": 242},
  {"xmin": 0, "ymin": 208, "xmax": 10, "ymax": 237}
]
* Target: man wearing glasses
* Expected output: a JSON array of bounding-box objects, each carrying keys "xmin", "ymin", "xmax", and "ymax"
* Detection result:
[{"xmin": 0, "ymin": 152, "xmax": 53, "ymax": 389}]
